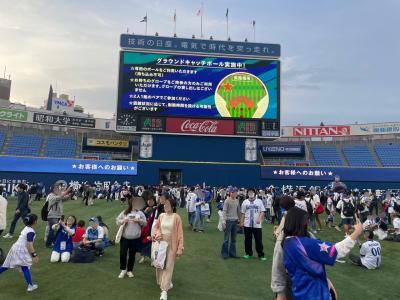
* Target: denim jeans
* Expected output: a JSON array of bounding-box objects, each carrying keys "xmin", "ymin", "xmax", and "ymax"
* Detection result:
[
  {"xmin": 309, "ymin": 214, "xmax": 316, "ymax": 231},
  {"xmin": 188, "ymin": 212, "xmax": 195, "ymax": 226},
  {"xmin": 221, "ymin": 220, "xmax": 238, "ymax": 258},
  {"xmin": 193, "ymin": 210, "xmax": 204, "ymax": 231}
]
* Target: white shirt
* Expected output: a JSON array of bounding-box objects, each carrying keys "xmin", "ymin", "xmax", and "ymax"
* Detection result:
[
  {"xmin": 0, "ymin": 195, "xmax": 7, "ymax": 230},
  {"xmin": 294, "ymin": 199, "xmax": 308, "ymax": 212},
  {"xmin": 363, "ymin": 219, "xmax": 377, "ymax": 230},
  {"xmin": 186, "ymin": 192, "xmax": 197, "ymax": 213},
  {"xmin": 393, "ymin": 217, "xmax": 400, "ymax": 234},
  {"xmin": 313, "ymin": 194, "xmax": 320, "ymax": 206},
  {"xmin": 360, "ymin": 240, "xmax": 381, "ymax": 269},
  {"xmin": 241, "ymin": 198, "xmax": 265, "ymax": 228}
]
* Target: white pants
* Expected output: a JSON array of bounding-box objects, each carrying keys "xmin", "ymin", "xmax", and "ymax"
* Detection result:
[{"xmin": 50, "ymin": 251, "xmax": 71, "ymax": 263}]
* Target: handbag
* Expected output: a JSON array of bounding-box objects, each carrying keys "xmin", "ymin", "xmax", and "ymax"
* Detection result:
[
  {"xmin": 151, "ymin": 240, "xmax": 168, "ymax": 269},
  {"xmin": 201, "ymin": 203, "xmax": 210, "ymax": 216},
  {"xmin": 115, "ymin": 224, "xmax": 125, "ymax": 244},
  {"xmin": 316, "ymin": 203, "xmax": 325, "ymax": 215}
]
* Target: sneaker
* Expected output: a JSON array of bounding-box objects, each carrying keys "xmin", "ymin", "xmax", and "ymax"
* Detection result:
[
  {"xmin": 160, "ymin": 290, "xmax": 168, "ymax": 300},
  {"xmin": 118, "ymin": 270, "xmax": 127, "ymax": 278},
  {"xmin": 260, "ymin": 257, "xmax": 267, "ymax": 261},
  {"xmin": 206, "ymin": 219, "xmax": 211, "ymax": 223},
  {"xmin": 336, "ymin": 259, "xmax": 346, "ymax": 264},
  {"xmin": 126, "ymin": 271, "xmax": 134, "ymax": 278},
  {"xmin": 243, "ymin": 255, "xmax": 252, "ymax": 259},
  {"xmin": 138, "ymin": 256, "xmax": 145, "ymax": 264},
  {"xmin": 27, "ymin": 284, "xmax": 38, "ymax": 292},
  {"xmin": 335, "ymin": 226, "xmax": 341, "ymax": 232},
  {"xmin": 3, "ymin": 233, "xmax": 13, "ymax": 239},
  {"xmin": 312, "ymin": 230, "xmax": 317, "ymax": 234}
]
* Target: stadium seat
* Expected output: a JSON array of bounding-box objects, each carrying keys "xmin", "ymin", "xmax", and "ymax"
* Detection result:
[
  {"xmin": 343, "ymin": 144, "xmax": 377, "ymax": 166},
  {"xmin": 310, "ymin": 146, "xmax": 344, "ymax": 166},
  {"xmin": 0, "ymin": 132, "xmax": 5, "ymax": 151},
  {"xmin": 6, "ymin": 134, "xmax": 43, "ymax": 156},
  {"xmin": 374, "ymin": 143, "xmax": 400, "ymax": 166},
  {"xmin": 46, "ymin": 137, "xmax": 76, "ymax": 158}
]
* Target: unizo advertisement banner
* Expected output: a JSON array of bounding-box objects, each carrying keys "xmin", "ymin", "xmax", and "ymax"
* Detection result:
[
  {"xmin": 0, "ymin": 156, "xmax": 137, "ymax": 175},
  {"xmin": 0, "ymin": 108, "xmax": 28, "ymax": 122}
]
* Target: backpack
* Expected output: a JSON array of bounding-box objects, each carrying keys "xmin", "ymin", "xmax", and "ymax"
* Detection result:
[
  {"xmin": 342, "ymin": 200, "xmax": 355, "ymax": 217},
  {"xmin": 72, "ymin": 248, "xmax": 95, "ymax": 263},
  {"xmin": 0, "ymin": 248, "xmax": 5, "ymax": 265},
  {"xmin": 41, "ymin": 201, "xmax": 49, "ymax": 221},
  {"xmin": 305, "ymin": 199, "xmax": 314, "ymax": 216},
  {"xmin": 393, "ymin": 201, "xmax": 400, "ymax": 213}
]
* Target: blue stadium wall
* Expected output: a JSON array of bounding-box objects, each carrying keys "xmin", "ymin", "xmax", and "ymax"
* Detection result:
[
  {"xmin": 1, "ymin": 134, "xmax": 400, "ymax": 190},
  {"xmin": 136, "ymin": 134, "xmax": 261, "ymax": 186}
]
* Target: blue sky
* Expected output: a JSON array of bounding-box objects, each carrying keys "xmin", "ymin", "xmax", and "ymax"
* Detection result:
[{"xmin": 1, "ymin": 0, "xmax": 399, "ymax": 125}]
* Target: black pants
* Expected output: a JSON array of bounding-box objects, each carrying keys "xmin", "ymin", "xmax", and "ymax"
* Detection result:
[
  {"xmin": 9, "ymin": 211, "xmax": 28, "ymax": 235},
  {"xmin": 35, "ymin": 193, "xmax": 42, "ymax": 201},
  {"xmin": 244, "ymin": 227, "xmax": 264, "ymax": 257},
  {"xmin": 120, "ymin": 237, "xmax": 141, "ymax": 272}
]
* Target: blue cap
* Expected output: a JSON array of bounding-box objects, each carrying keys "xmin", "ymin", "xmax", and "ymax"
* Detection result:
[{"xmin": 227, "ymin": 186, "xmax": 238, "ymax": 193}]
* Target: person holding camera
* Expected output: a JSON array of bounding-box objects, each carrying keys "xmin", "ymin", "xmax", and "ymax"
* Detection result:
[
  {"xmin": 0, "ymin": 214, "xmax": 40, "ymax": 292},
  {"xmin": 45, "ymin": 181, "xmax": 72, "ymax": 247},
  {"xmin": 116, "ymin": 196, "xmax": 146, "ymax": 279},
  {"xmin": 50, "ymin": 215, "xmax": 76, "ymax": 263}
]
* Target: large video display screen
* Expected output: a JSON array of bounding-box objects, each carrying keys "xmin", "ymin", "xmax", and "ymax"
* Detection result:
[{"xmin": 116, "ymin": 50, "xmax": 280, "ymax": 137}]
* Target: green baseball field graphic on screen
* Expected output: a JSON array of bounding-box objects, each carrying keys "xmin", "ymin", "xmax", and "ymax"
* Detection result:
[{"xmin": 215, "ymin": 72, "xmax": 269, "ymax": 119}]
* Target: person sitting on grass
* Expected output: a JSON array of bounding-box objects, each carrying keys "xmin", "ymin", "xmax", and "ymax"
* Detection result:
[
  {"xmin": 82, "ymin": 217, "xmax": 105, "ymax": 256},
  {"xmin": 349, "ymin": 230, "xmax": 381, "ymax": 269},
  {"xmin": 386, "ymin": 212, "xmax": 400, "ymax": 242},
  {"xmin": 72, "ymin": 220, "xmax": 85, "ymax": 249},
  {"xmin": 50, "ymin": 215, "xmax": 76, "ymax": 263},
  {"xmin": 97, "ymin": 216, "xmax": 110, "ymax": 247}
]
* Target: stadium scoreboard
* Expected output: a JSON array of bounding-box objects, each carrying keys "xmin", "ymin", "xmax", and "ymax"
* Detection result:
[{"xmin": 116, "ymin": 34, "xmax": 281, "ymax": 138}]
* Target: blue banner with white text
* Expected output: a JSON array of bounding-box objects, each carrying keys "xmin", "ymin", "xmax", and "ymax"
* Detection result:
[
  {"xmin": 261, "ymin": 165, "xmax": 400, "ymax": 182},
  {"xmin": 0, "ymin": 156, "xmax": 137, "ymax": 175}
]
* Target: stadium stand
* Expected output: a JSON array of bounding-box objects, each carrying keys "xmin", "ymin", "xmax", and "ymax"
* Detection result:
[
  {"xmin": 6, "ymin": 134, "xmax": 43, "ymax": 156},
  {"xmin": 46, "ymin": 137, "xmax": 76, "ymax": 158},
  {"xmin": 374, "ymin": 143, "xmax": 400, "ymax": 166},
  {"xmin": 343, "ymin": 144, "xmax": 377, "ymax": 166},
  {"xmin": 310, "ymin": 146, "xmax": 344, "ymax": 166},
  {"xmin": 0, "ymin": 131, "xmax": 5, "ymax": 151}
]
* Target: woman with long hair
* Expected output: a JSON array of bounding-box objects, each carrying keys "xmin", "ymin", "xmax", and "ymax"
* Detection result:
[
  {"xmin": 282, "ymin": 207, "xmax": 363, "ymax": 300},
  {"xmin": 152, "ymin": 193, "xmax": 184, "ymax": 300},
  {"xmin": 116, "ymin": 195, "xmax": 146, "ymax": 279}
]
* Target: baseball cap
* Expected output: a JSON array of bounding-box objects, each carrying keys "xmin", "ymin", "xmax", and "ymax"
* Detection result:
[
  {"xmin": 227, "ymin": 186, "xmax": 238, "ymax": 193},
  {"xmin": 89, "ymin": 217, "xmax": 99, "ymax": 224}
]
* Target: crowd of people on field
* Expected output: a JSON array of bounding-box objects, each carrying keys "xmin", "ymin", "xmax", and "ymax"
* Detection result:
[{"xmin": 0, "ymin": 177, "xmax": 399, "ymax": 299}]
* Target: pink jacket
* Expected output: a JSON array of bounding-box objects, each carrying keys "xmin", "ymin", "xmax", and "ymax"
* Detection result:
[{"xmin": 153, "ymin": 213, "xmax": 184, "ymax": 256}]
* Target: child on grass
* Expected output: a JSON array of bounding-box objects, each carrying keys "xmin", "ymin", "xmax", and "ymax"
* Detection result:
[{"xmin": 0, "ymin": 214, "xmax": 39, "ymax": 292}]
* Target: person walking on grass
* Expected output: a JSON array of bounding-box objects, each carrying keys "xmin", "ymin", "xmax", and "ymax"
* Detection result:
[
  {"xmin": 152, "ymin": 194, "xmax": 184, "ymax": 300},
  {"xmin": 116, "ymin": 196, "xmax": 147, "ymax": 279},
  {"xmin": 221, "ymin": 186, "xmax": 240, "ymax": 259},
  {"xmin": 3, "ymin": 183, "xmax": 30, "ymax": 239},
  {"xmin": 0, "ymin": 214, "xmax": 40, "ymax": 292},
  {"xmin": 240, "ymin": 188, "xmax": 267, "ymax": 261}
]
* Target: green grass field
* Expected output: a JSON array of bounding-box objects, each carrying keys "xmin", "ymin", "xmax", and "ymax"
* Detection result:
[{"xmin": 0, "ymin": 198, "xmax": 399, "ymax": 300}]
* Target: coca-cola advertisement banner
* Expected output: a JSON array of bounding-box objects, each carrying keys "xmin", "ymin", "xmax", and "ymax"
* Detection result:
[{"xmin": 166, "ymin": 117, "xmax": 234, "ymax": 136}]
